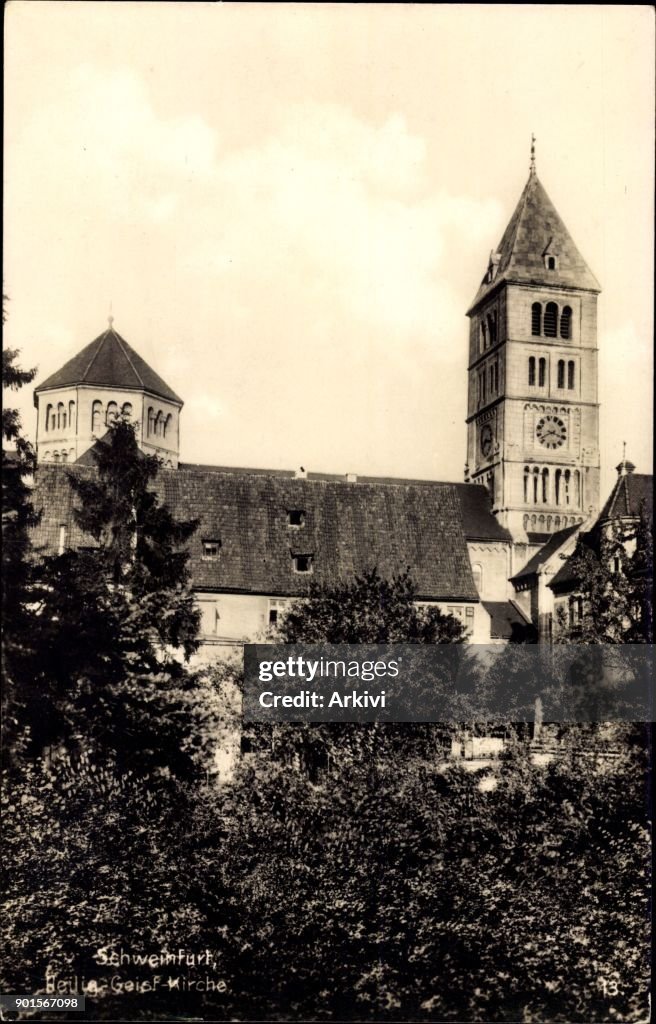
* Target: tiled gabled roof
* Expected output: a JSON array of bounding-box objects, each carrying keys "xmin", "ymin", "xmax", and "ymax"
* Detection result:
[
  {"xmin": 178, "ymin": 469, "xmax": 513, "ymax": 543},
  {"xmin": 469, "ymin": 171, "xmax": 601, "ymax": 313},
  {"xmin": 34, "ymin": 328, "xmax": 182, "ymax": 405},
  {"xmin": 29, "ymin": 465, "xmax": 480, "ymax": 602},
  {"xmin": 452, "ymin": 483, "xmax": 512, "ymax": 542},
  {"xmin": 511, "ymin": 523, "xmax": 581, "ymax": 584}
]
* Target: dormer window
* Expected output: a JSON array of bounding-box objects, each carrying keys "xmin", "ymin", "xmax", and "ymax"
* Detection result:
[
  {"xmin": 202, "ymin": 539, "xmax": 221, "ymax": 560},
  {"xmin": 288, "ymin": 510, "xmax": 306, "ymax": 527},
  {"xmin": 546, "ymin": 256, "xmax": 557, "ymax": 270},
  {"xmin": 293, "ymin": 554, "xmax": 313, "ymax": 574}
]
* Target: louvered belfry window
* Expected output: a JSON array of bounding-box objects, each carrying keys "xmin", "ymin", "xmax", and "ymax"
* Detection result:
[
  {"xmin": 544, "ymin": 302, "xmax": 558, "ymax": 338},
  {"xmin": 531, "ymin": 303, "xmax": 542, "ymax": 336}
]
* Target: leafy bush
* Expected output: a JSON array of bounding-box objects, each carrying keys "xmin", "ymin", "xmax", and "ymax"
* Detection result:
[{"xmin": 2, "ymin": 722, "xmax": 649, "ymax": 1021}]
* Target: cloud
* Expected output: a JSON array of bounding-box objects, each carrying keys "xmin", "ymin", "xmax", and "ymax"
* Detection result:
[
  {"xmin": 187, "ymin": 100, "xmax": 502, "ymax": 347},
  {"xmin": 6, "ymin": 68, "xmax": 505, "ymax": 478},
  {"xmin": 7, "ymin": 64, "xmax": 217, "ymax": 231}
]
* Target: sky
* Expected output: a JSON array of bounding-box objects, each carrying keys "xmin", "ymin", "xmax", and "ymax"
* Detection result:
[{"xmin": 4, "ymin": 3, "xmax": 654, "ymax": 499}]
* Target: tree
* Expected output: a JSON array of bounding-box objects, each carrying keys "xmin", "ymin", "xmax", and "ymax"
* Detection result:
[
  {"xmin": 2, "ymin": 324, "xmax": 40, "ymax": 767},
  {"xmin": 244, "ymin": 568, "xmax": 468, "ymax": 778},
  {"xmin": 275, "ymin": 567, "xmax": 468, "ymax": 644},
  {"xmin": 557, "ymin": 512, "xmax": 653, "ymax": 643},
  {"xmin": 30, "ymin": 419, "xmax": 204, "ymax": 777}
]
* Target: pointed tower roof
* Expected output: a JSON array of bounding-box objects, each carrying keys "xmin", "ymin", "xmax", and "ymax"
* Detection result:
[
  {"xmin": 34, "ymin": 326, "xmax": 183, "ymax": 405},
  {"xmin": 598, "ymin": 460, "xmax": 652, "ymax": 524},
  {"xmin": 468, "ymin": 169, "xmax": 601, "ymax": 313}
]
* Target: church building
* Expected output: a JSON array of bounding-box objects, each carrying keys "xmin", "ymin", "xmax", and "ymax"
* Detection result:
[{"xmin": 29, "ymin": 153, "xmax": 628, "ymax": 647}]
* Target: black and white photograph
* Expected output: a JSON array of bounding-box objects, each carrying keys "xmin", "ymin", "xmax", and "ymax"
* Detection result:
[{"xmin": 2, "ymin": 4, "xmax": 653, "ymax": 1021}]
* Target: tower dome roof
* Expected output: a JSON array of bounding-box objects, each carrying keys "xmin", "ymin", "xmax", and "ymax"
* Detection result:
[
  {"xmin": 34, "ymin": 326, "xmax": 183, "ymax": 406},
  {"xmin": 468, "ymin": 170, "xmax": 601, "ymax": 313}
]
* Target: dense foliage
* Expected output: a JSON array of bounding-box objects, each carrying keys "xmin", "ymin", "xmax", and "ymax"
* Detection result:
[
  {"xmin": 1, "ymin": 726, "xmax": 650, "ymax": 1021},
  {"xmin": 558, "ymin": 513, "xmax": 653, "ymax": 643},
  {"xmin": 276, "ymin": 567, "xmax": 468, "ymax": 644}
]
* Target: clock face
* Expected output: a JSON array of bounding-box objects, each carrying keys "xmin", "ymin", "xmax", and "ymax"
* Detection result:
[
  {"xmin": 536, "ymin": 415, "xmax": 567, "ymax": 449},
  {"xmin": 480, "ymin": 424, "xmax": 494, "ymax": 457}
]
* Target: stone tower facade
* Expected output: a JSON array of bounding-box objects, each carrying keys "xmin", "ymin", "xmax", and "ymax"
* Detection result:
[
  {"xmin": 464, "ymin": 159, "xmax": 601, "ymax": 541},
  {"xmin": 34, "ymin": 322, "xmax": 183, "ymax": 468}
]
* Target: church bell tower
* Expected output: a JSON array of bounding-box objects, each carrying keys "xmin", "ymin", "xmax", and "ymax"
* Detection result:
[{"xmin": 464, "ymin": 141, "xmax": 601, "ymax": 541}]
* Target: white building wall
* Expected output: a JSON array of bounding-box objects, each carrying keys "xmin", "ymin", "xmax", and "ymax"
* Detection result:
[{"xmin": 194, "ymin": 592, "xmax": 492, "ymax": 657}]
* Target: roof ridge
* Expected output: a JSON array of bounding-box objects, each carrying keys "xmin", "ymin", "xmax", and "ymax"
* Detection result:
[
  {"xmin": 81, "ymin": 329, "xmax": 110, "ymax": 381},
  {"xmin": 112, "ymin": 330, "xmax": 145, "ymax": 388},
  {"xmin": 504, "ymin": 173, "xmax": 533, "ymax": 266}
]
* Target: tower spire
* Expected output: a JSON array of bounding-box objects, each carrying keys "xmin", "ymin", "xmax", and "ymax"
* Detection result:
[
  {"xmin": 529, "ymin": 133, "xmax": 536, "ymax": 175},
  {"xmin": 616, "ymin": 442, "xmax": 635, "ymax": 477}
]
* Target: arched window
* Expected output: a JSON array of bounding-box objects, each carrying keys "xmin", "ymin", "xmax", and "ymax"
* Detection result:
[
  {"xmin": 472, "ymin": 563, "xmax": 483, "ymax": 592},
  {"xmin": 542, "ymin": 467, "xmax": 549, "ymax": 503},
  {"xmin": 528, "ymin": 357, "xmax": 536, "ymax": 386},
  {"xmin": 544, "ymin": 302, "xmax": 558, "ymax": 338},
  {"xmin": 69, "ymin": 448, "xmax": 75, "ymax": 461},
  {"xmin": 57, "ymin": 402, "xmax": 65, "ymax": 430},
  {"xmin": 121, "ymin": 402, "xmax": 133, "ymax": 420},
  {"xmin": 61, "ymin": 451, "xmax": 68, "ymax": 464},
  {"xmin": 44, "ymin": 451, "xmax": 51, "ymax": 461},
  {"xmin": 154, "ymin": 411, "xmax": 163, "ymax": 437},
  {"xmin": 560, "ymin": 306, "xmax": 572, "ymax": 340},
  {"xmin": 53, "ymin": 451, "xmax": 61, "ymax": 464},
  {"xmin": 557, "ymin": 360, "xmax": 565, "ymax": 389},
  {"xmin": 480, "ymin": 322, "xmax": 487, "ymax": 353},
  {"xmin": 487, "ymin": 311, "xmax": 497, "ymax": 346},
  {"xmin": 147, "ymin": 407, "xmax": 155, "ymax": 436},
  {"xmin": 567, "ymin": 361, "xmax": 575, "ymax": 389},
  {"xmin": 538, "ymin": 358, "xmax": 546, "ymax": 387},
  {"xmin": 163, "ymin": 413, "xmax": 172, "ymax": 438},
  {"xmin": 105, "ymin": 401, "xmax": 119, "ymax": 426},
  {"xmin": 45, "ymin": 404, "xmax": 53, "ymax": 432},
  {"xmin": 91, "ymin": 400, "xmax": 103, "ymax": 434},
  {"xmin": 523, "ymin": 467, "xmax": 530, "ymax": 503},
  {"xmin": 555, "ymin": 468, "xmax": 562, "ymax": 505},
  {"xmin": 532, "ymin": 467, "xmax": 540, "ymax": 503},
  {"xmin": 523, "ymin": 514, "xmax": 530, "ymax": 530},
  {"xmin": 531, "ymin": 303, "xmax": 541, "ymax": 336},
  {"xmin": 563, "ymin": 469, "xmax": 571, "ymax": 505},
  {"xmin": 546, "ymin": 256, "xmax": 556, "ymax": 271},
  {"xmin": 68, "ymin": 401, "xmax": 75, "ymax": 431},
  {"xmin": 554, "ymin": 515, "xmax": 561, "ymax": 529}
]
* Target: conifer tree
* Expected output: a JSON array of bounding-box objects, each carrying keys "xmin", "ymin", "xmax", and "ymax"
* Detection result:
[
  {"xmin": 1, "ymin": 328, "xmax": 40, "ymax": 766},
  {"xmin": 32, "ymin": 419, "xmax": 204, "ymax": 777}
]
